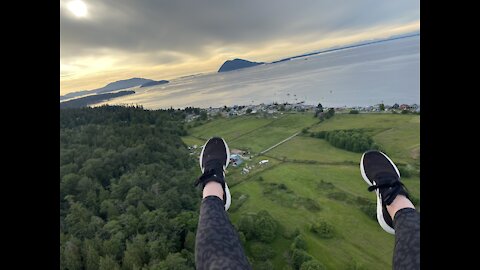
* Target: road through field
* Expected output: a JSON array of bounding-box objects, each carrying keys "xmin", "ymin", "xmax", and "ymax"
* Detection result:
[{"xmin": 259, "ymin": 131, "xmax": 300, "ymax": 155}]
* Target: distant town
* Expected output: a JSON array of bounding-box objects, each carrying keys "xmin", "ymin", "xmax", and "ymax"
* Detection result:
[
  {"xmin": 185, "ymin": 102, "xmax": 420, "ymax": 122},
  {"xmin": 184, "ymin": 101, "xmax": 419, "ymax": 177}
]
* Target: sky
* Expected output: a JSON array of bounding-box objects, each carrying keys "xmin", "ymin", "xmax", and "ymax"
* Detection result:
[{"xmin": 60, "ymin": 0, "xmax": 419, "ymax": 95}]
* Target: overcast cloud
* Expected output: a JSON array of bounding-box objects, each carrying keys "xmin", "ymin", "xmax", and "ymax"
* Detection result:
[{"xmin": 60, "ymin": 0, "xmax": 419, "ymax": 94}]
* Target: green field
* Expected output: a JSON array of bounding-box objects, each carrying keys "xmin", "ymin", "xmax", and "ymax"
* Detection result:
[
  {"xmin": 189, "ymin": 115, "xmax": 274, "ymax": 142},
  {"xmin": 183, "ymin": 112, "xmax": 420, "ymax": 269},
  {"xmin": 267, "ymin": 136, "xmax": 361, "ymax": 164},
  {"xmin": 181, "ymin": 135, "xmax": 206, "ymax": 147},
  {"xmin": 310, "ymin": 113, "xmax": 420, "ymax": 167},
  {"xmin": 189, "ymin": 112, "xmax": 319, "ymax": 153}
]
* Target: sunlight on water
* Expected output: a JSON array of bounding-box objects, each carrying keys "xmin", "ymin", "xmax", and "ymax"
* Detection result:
[{"xmin": 94, "ymin": 36, "xmax": 419, "ymax": 109}]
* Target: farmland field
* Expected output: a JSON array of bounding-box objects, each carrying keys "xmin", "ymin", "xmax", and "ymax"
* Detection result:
[{"xmin": 183, "ymin": 111, "xmax": 420, "ymax": 269}]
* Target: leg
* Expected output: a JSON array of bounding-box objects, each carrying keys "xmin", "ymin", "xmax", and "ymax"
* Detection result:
[
  {"xmin": 194, "ymin": 137, "xmax": 251, "ymax": 269},
  {"xmin": 360, "ymin": 151, "xmax": 420, "ymax": 269},
  {"xmin": 195, "ymin": 182, "xmax": 251, "ymax": 270},
  {"xmin": 390, "ymin": 197, "xmax": 420, "ymax": 270}
]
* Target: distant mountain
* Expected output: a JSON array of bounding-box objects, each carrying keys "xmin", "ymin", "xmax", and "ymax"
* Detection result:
[
  {"xmin": 218, "ymin": 58, "xmax": 263, "ymax": 72},
  {"xmin": 60, "ymin": 90, "xmax": 135, "ymax": 109},
  {"xmin": 140, "ymin": 80, "xmax": 169, "ymax": 88},
  {"xmin": 60, "ymin": 77, "xmax": 154, "ymax": 101},
  {"xmin": 94, "ymin": 78, "xmax": 153, "ymax": 94}
]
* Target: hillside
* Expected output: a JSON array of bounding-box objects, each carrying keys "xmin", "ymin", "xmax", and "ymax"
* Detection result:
[
  {"xmin": 218, "ymin": 58, "xmax": 263, "ymax": 72},
  {"xmin": 60, "ymin": 90, "xmax": 135, "ymax": 109},
  {"xmin": 183, "ymin": 112, "xmax": 420, "ymax": 269},
  {"xmin": 59, "ymin": 106, "xmax": 419, "ymax": 269},
  {"xmin": 60, "ymin": 78, "xmax": 154, "ymax": 100},
  {"xmin": 60, "ymin": 106, "xmax": 197, "ymax": 269},
  {"xmin": 140, "ymin": 80, "xmax": 169, "ymax": 88}
]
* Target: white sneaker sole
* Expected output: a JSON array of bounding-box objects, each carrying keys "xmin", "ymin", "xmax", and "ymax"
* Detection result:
[
  {"xmin": 199, "ymin": 137, "xmax": 231, "ymax": 211},
  {"xmin": 360, "ymin": 151, "xmax": 400, "ymax": 235}
]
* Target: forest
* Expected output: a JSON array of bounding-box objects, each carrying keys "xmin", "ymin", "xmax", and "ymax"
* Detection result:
[
  {"xmin": 60, "ymin": 105, "xmax": 200, "ymax": 269},
  {"xmin": 310, "ymin": 129, "xmax": 381, "ymax": 153}
]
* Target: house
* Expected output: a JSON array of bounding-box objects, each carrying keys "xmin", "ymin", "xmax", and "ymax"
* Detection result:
[
  {"xmin": 207, "ymin": 108, "xmax": 220, "ymax": 116},
  {"xmin": 230, "ymin": 154, "xmax": 243, "ymax": 166},
  {"xmin": 399, "ymin": 104, "xmax": 410, "ymax": 110}
]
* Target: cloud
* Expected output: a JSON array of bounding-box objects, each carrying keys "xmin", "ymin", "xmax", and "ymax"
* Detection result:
[
  {"xmin": 60, "ymin": 0, "xmax": 419, "ymax": 93},
  {"xmin": 61, "ymin": 0, "xmax": 419, "ymax": 58}
]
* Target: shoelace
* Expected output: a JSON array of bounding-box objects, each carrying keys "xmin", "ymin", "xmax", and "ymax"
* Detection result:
[
  {"xmin": 367, "ymin": 173, "xmax": 409, "ymax": 205},
  {"xmin": 368, "ymin": 181, "xmax": 407, "ymax": 192},
  {"xmin": 367, "ymin": 172, "xmax": 401, "ymax": 191},
  {"xmin": 194, "ymin": 159, "xmax": 224, "ymax": 187}
]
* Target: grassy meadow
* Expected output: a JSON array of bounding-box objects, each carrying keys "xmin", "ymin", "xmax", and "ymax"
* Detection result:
[{"xmin": 182, "ymin": 111, "xmax": 420, "ymax": 269}]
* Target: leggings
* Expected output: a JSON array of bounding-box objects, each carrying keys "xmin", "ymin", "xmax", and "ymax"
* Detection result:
[
  {"xmin": 392, "ymin": 208, "xmax": 420, "ymax": 270},
  {"xmin": 195, "ymin": 196, "xmax": 252, "ymax": 270},
  {"xmin": 195, "ymin": 196, "xmax": 419, "ymax": 270}
]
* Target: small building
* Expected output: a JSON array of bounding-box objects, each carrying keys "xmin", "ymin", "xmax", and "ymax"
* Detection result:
[
  {"xmin": 230, "ymin": 154, "xmax": 243, "ymax": 166},
  {"xmin": 259, "ymin": 160, "xmax": 269, "ymax": 165}
]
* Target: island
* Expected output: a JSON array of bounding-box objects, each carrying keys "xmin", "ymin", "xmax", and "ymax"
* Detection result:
[
  {"xmin": 140, "ymin": 80, "xmax": 169, "ymax": 88},
  {"xmin": 218, "ymin": 58, "xmax": 263, "ymax": 72},
  {"xmin": 60, "ymin": 90, "xmax": 135, "ymax": 109}
]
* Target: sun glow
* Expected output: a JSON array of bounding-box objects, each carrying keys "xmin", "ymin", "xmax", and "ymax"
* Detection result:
[{"xmin": 67, "ymin": 0, "xmax": 88, "ymax": 18}]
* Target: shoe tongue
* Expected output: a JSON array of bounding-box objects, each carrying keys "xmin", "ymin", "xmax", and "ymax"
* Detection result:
[
  {"xmin": 374, "ymin": 171, "xmax": 406, "ymax": 206},
  {"xmin": 195, "ymin": 159, "xmax": 225, "ymax": 188},
  {"xmin": 205, "ymin": 159, "xmax": 224, "ymax": 173},
  {"xmin": 375, "ymin": 171, "xmax": 398, "ymax": 185}
]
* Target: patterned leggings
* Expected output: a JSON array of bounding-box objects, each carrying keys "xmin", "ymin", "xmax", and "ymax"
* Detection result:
[
  {"xmin": 195, "ymin": 196, "xmax": 419, "ymax": 270},
  {"xmin": 392, "ymin": 208, "xmax": 420, "ymax": 270},
  {"xmin": 195, "ymin": 196, "xmax": 251, "ymax": 270}
]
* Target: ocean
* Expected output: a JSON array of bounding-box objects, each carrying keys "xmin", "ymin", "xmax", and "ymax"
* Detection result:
[{"xmin": 94, "ymin": 35, "xmax": 419, "ymax": 109}]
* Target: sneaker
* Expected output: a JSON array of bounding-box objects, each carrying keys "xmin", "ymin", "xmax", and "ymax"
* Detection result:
[
  {"xmin": 360, "ymin": 150, "xmax": 409, "ymax": 234},
  {"xmin": 194, "ymin": 137, "xmax": 231, "ymax": 210}
]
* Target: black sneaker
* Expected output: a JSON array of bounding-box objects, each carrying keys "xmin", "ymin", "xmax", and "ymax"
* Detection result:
[
  {"xmin": 360, "ymin": 150, "xmax": 409, "ymax": 234},
  {"xmin": 194, "ymin": 137, "xmax": 231, "ymax": 210}
]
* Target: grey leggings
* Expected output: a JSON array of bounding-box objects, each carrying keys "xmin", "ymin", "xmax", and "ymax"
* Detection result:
[
  {"xmin": 392, "ymin": 208, "xmax": 420, "ymax": 269},
  {"xmin": 195, "ymin": 196, "xmax": 419, "ymax": 270},
  {"xmin": 195, "ymin": 196, "xmax": 251, "ymax": 270}
]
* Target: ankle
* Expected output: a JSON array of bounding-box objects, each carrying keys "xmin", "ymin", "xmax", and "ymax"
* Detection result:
[
  {"xmin": 386, "ymin": 195, "xmax": 415, "ymax": 220},
  {"xmin": 202, "ymin": 181, "xmax": 224, "ymax": 200}
]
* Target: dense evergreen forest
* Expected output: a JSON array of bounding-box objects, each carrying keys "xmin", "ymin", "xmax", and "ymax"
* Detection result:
[{"xmin": 60, "ymin": 106, "xmax": 200, "ymax": 269}]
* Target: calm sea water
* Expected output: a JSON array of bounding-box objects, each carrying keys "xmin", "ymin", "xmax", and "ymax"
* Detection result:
[{"xmin": 95, "ymin": 35, "xmax": 419, "ymax": 109}]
